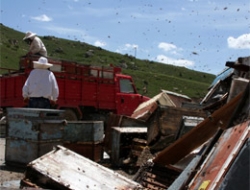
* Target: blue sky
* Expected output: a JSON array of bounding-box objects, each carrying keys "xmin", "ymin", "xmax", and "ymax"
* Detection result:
[{"xmin": 1, "ymin": 0, "xmax": 249, "ymax": 75}]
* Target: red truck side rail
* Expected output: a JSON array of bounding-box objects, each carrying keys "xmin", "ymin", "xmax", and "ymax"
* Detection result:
[{"xmin": 0, "ymin": 55, "xmax": 150, "ymax": 120}]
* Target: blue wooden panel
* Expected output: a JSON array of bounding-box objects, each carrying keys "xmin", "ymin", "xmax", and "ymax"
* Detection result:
[
  {"xmin": 7, "ymin": 108, "xmax": 65, "ymax": 120},
  {"xmin": 7, "ymin": 108, "xmax": 66, "ymax": 141},
  {"xmin": 39, "ymin": 121, "xmax": 65, "ymax": 140},
  {"xmin": 8, "ymin": 119, "xmax": 65, "ymax": 140},
  {"xmin": 5, "ymin": 138, "xmax": 62, "ymax": 165},
  {"xmin": 64, "ymin": 121, "xmax": 104, "ymax": 142},
  {"xmin": 8, "ymin": 119, "xmax": 38, "ymax": 140}
]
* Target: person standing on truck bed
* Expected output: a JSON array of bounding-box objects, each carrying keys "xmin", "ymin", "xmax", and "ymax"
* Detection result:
[
  {"xmin": 23, "ymin": 31, "xmax": 47, "ymax": 56},
  {"xmin": 22, "ymin": 57, "xmax": 59, "ymax": 109}
]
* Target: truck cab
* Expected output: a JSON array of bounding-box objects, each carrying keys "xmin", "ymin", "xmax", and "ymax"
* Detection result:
[{"xmin": 116, "ymin": 74, "xmax": 149, "ymax": 116}]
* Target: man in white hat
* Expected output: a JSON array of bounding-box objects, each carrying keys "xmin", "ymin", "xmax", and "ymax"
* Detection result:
[
  {"xmin": 22, "ymin": 57, "xmax": 59, "ymax": 108},
  {"xmin": 23, "ymin": 31, "xmax": 47, "ymax": 56}
]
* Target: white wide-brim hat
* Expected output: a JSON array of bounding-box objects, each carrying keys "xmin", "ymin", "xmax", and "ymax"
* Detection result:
[
  {"xmin": 33, "ymin": 57, "xmax": 53, "ymax": 69},
  {"xmin": 23, "ymin": 31, "xmax": 36, "ymax": 40}
]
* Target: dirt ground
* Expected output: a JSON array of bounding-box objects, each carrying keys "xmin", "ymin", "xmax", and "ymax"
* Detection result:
[
  {"xmin": 0, "ymin": 138, "xmax": 26, "ymax": 189},
  {"xmin": 0, "ymin": 120, "xmax": 137, "ymax": 189},
  {"xmin": 0, "ymin": 137, "xmax": 136, "ymax": 189}
]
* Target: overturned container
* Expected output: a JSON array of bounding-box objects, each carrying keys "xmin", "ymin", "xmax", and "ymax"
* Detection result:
[{"xmin": 21, "ymin": 145, "xmax": 142, "ymax": 190}]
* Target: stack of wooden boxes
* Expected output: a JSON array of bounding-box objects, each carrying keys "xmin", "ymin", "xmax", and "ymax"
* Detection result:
[
  {"xmin": 5, "ymin": 108, "xmax": 66, "ymax": 165},
  {"xmin": 63, "ymin": 121, "xmax": 104, "ymax": 162}
]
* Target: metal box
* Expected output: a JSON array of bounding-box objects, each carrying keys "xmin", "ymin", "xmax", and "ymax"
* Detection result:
[
  {"xmin": 64, "ymin": 121, "xmax": 104, "ymax": 142},
  {"xmin": 5, "ymin": 137, "xmax": 62, "ymax": 165}
]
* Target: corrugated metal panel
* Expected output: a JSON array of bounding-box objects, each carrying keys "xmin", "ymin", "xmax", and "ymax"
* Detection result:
[
  {"xmin": 188, "ymin": 120, "xmax": 249, "ymax": 190},
  {"xmin": 209, "ymin": 68, "xmax": 234, "ymax": 89},
  {"xmin": 21, "ymin": 145, "xmax": 142, "ymax": 190}
]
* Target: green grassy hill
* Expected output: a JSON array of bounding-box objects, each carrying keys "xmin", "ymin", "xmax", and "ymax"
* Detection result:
[{"xmin": 0, "ymin": 23, "xmax": 215, "ymax": 99}]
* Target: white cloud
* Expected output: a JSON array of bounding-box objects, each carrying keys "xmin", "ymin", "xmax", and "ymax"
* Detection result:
[
  {"xmin": 227, "ymin": 34, "xmax": 250, "ymax": 49},
  {"xmin": 31, "ymin": 14, "xmax": 52, "ymax": 22},
  {"xmin": 94, "ymin": 40, "xmax": 106, "ymax": 47},
  {"xmin": 156, "ymin": 55, "xmax": 194, "ymax": 67},
  {"xmin": 125, "ymin": 43, "xmax": 138, "ymax": 49},
  {"xmin": 158, "ymin": 42, "xmax": 177, "ymax": 52},
  {"xmin": 116, "ymin": 43, "xmax": 138, "ymax": 54},
  {"xmin": 156, "ymin": 42, "xmax": 193, "ymax": 67}
]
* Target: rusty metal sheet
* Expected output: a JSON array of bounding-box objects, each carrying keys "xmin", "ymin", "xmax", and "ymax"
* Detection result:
[
  {"xmin": 217, "ymin": 137, "xmax": 249, "ymax": 190},
  {"xmin": 21, "ymin": 145, "xmax": 142, "ymax": 190},
  {"xmin": 188, "ymin": 120, "xmax": 250, "ymax": 190},
  {"xmin": 153, "ymin": 91, "xmax": 243, "ymax": 165}
]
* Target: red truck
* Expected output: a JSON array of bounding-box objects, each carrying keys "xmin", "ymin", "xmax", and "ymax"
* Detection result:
[{"xmin": 0, "ymin": 55, "xmax": 150, "ymax": 120}]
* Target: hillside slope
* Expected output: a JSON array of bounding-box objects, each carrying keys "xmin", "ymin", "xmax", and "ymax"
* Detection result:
[{"xmin": 0, "ymin": 24, "xmax": 215, "ymax": 99}]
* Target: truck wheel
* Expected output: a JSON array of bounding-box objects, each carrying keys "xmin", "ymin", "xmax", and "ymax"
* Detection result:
[{"xmin": 64, "ymin": 109, "xmax": 78, "ymax": 121}]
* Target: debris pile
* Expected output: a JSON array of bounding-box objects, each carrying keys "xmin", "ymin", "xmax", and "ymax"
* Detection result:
[{"xmin": 1, "ymin": 56, "xmax": 249, "ymax": 189}]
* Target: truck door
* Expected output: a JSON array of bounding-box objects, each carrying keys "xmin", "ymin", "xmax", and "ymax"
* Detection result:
[{"xmin": 116, "ymin": 77, "xmax": 144, "ymax": 116}]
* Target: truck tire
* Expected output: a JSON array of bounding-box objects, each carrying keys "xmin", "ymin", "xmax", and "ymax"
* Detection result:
[{"xmin": 64, "ymin": 109, "xmax": 78, "ymax": 121}]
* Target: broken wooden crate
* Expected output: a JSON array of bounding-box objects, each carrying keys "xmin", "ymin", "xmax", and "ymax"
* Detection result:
[
  {"xmin": 111, "ymin": 126, "xmax": 147, "ymax": 166},
  {"xmin": 104, "ymin": 114, "xmax": 147, "ymax": 156},
  {"xmin": 147, "ymin": 105, "xmax": 206, "ymax": 152}
]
